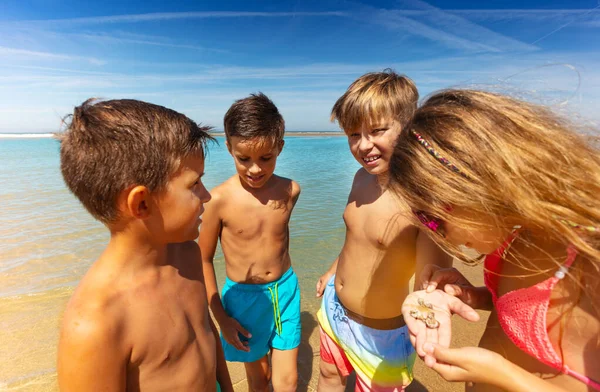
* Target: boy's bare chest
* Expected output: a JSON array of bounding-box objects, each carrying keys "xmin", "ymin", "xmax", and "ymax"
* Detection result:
[
  {"xmin": 343, "ymin": 196, "xmax": 407, "ymax": 244},
  {"xmin": 221, "ymin": 199, "xmax": 292, "ymax": 237},
  {"xmin": 127, "ymin": 279, "xmax": 212, "ymax": 365}
]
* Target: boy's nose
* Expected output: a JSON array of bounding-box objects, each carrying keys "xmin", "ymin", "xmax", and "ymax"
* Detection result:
[
  {"xmin": 248, "ymin": 164, "xmax": 261, "ymax": 174},
  {"xmin": 199, "ymin": 184, "xmax": 211, "ymax": 203},
  {"xmin": 358, "ymin": 136, "xmax": 374, "ymax": 151}
]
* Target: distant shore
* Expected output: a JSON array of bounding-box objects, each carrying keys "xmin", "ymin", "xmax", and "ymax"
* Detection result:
[{"xmin": 0, "ymin": 133, "xmax": 55, "ymax": 138}]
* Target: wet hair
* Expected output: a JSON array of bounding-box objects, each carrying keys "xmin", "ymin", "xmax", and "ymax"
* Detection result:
[
  {"xmin": 331, "ymin": 69, "xmax": 418, "ymax": 133},
  {"xmin": 223, "ymin": 92, "xmax": 285, "ymax": 145},
  {"xmin": 58, "ymin": 98, "xmax": 214, "ymax": 224}
]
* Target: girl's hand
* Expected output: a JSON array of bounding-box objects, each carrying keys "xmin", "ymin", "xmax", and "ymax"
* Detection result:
[
  {"xmin": 421, "ymin": 265, "xmax": 492, "ymax": 310},
  {"xmin": 423, "ymin": 344, "xmax": 508, "ymax": 386},
  {"xmin": 424, "ymin": 344, "xmax": 570, "ymax": 392},
  {"xmin": 402, "ymin": 290, "xmax": 479, "ymax": 358}
]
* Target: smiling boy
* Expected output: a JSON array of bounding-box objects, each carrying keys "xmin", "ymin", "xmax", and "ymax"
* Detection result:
[{"xmin": 315, "ymin": 70, "xmax": 452, "ymax": 391}]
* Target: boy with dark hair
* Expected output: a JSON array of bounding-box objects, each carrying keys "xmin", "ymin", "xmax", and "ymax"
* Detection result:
[
  {"xmin": 200, "ymin": 93, "xmax": 301, "ymax": 392},
  {"xmin": 57, "ymin": 98, "xmax": 232, "ymax": 392}
]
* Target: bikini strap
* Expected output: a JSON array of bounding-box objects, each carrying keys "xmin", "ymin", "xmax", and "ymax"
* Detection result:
[
  {"xmin": 500, "ymin": 226, "xmax": 521, "ymax": 259},
  {"xmin": 554, "ymin": 245, "xmax": 578, "ymax": 280}
]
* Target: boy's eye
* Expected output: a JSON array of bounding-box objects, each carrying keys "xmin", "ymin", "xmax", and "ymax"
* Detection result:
[
  {"xmin": 348, "ymin": 133, "xmax": 360, "ymax": 138},
  {"xmin": 261, "ymin": 156, "xmax": 272, "ymax": 161},
  {"xmin": 372, "ymin": 128, "xmax": 387, "ymax": 133},
  {"xmin": 238, "ymin": 157, "xmax": 249, "ymax": 162}
]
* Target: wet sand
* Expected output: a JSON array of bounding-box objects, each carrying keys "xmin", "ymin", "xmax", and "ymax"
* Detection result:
[{"xmin": 226, "ymin": 260, "xmax": 489, "ymax": 392}]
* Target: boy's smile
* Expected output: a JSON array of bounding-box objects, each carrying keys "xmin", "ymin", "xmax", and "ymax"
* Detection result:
[{"xmin": 362, "ymin": 154, "xmax": 382, "ymax": 166}]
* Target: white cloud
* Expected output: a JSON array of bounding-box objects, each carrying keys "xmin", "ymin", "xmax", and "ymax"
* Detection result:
[
  {"xmin": 344, "ymin": 0, "xmax": 537, "ymax": 53},
  {"xmin": 0, "ymin": 46, "xmax": 105, "ymax": 65},
  {"xmin": 12, "ymin": 11, "xmax": 348, "ymax": 27}
]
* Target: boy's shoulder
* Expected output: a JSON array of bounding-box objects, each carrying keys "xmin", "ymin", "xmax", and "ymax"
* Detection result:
[
  {"xmin": 269, "ymin": 175, "xmax": 301, "ymax": 204},
  {"xmin": 60, "ymin": 265, "xmax": 126, "ymax": 350},
  {"xmin": 350, "ymin": 168, "xmax": 376, "ymax": 189},
  {"xmin": 208, "ymin": 175, "xmax": 240, "ymax": 203},
  {"xmin": 272, "ymin": 174, "xmax": 301, "ymax": 193},
  {"xmin": 353, "ymin": 167, "xmax": 370, "ymax": 180}
]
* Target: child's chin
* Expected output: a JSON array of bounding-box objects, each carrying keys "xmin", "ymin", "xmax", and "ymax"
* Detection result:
[
  {"xmin": 179, "ymin": 228, "xmax": 200, "ymax": 242},
  {"xmin": 364, "ymin": 164, "xmax": 388, "ymax": 175}
]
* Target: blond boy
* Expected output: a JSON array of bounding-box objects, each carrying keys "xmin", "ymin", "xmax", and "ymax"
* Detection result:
[
  {"xmin": 200, "ymin": 93, "xmax": 301, "ymax": 392},
  {"xmin": 315, "ymin": 70, "xmax": 452, "ymax": 391},
  {"xmin": 57, "ymin": 99, "xmax": 232, "ymax": 392}
]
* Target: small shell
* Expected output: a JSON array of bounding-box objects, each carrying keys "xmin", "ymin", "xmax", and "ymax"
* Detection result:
[
  {"xmin": 425, "ymin": 312, "xmax": 440, "ymax": 329},
  {"xmin": 418, "ymin": 297, "xmax": 433, "ymax": 309},
  {"xmin": 425, "ymin": 318, "xmax": 440, "ymax": 329}
]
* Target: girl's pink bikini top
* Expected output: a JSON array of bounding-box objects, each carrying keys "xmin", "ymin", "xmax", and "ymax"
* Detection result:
[{"xmin": 483, "ymin": 231, "xmax": 600, "ymax": 390}]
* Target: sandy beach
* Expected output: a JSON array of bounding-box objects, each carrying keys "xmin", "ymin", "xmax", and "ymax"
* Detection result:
[{"xmin": 226, "ymin": 260, "xmax": 489, "ymax": 392}]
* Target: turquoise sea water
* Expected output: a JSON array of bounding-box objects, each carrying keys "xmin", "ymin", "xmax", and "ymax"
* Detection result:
[{"xmin": 0, "ymin": 136, "xmax": 359, "ymax": 389}]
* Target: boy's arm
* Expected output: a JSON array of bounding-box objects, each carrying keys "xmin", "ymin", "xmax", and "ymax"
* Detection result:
[
  {"xmin": 316, "ymin": 257, "xmax": 338, "ymax": 297},
  {"xmin": 210, "ymin": 316, "xmax": 233, "ymax": 392},
  {"xmin": 198, "ymin": 192, "xmax": 228, "ymax": 324},
  {"xmin": 57, "ymin": 310, "xmax": 126, "ymax": 392},
  {"xmin": 414, "ymin": 230, "xmax": 452, "ymax": 291},
  {"xmin": 291, "ymin": 180, "xmax": 301, "ymax": 207},
  {"xmin": 199, "ymin": 191, "xmax": 251, "ymax": 352}
]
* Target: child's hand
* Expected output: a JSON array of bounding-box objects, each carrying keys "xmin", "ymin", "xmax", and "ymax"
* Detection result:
[
  {"xmin": 423, "ymin": 343, "xmax": 507, "ymax": 387},
  {"xmin": 316, "ymin": 270, "xmax": 334, "ymax": 297},
  {"xmin": 220, "ymin": 317, "xmax": 251, "ymax": 352},
  {"xmin": 420, "ymin": 265, "xmax": 487, "ymax": 309},
  {"xmin": 402, "ymin": 290, "xmax": 479, "ymax": 359}
]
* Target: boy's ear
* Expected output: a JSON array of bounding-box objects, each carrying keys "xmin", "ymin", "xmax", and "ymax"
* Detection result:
[
  {"xmin": 125, "ymin": 185, "xmax": 152, "ymax": 219},
  {"xmin": 277, "ymin": 139, "xmax": 285, "ymax": 154},
  {"xmin": 225, "ymin": 140, "xmax": 232, "ymax": 154}
]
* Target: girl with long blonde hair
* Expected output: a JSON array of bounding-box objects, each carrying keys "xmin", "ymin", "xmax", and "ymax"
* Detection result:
[{"xmin": 392, "ymin": 89, "xmax": 600, "ymax": 391}]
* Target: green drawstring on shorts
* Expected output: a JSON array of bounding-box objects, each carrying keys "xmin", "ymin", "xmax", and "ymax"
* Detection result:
[{"xmin": 268, "ymin": 283, "xmax": 282, "ymax": 335}]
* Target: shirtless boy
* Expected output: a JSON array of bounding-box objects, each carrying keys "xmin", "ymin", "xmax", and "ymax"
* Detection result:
[
  {"xmin": 57, "ymin": 99, "xmax": 232, "ymax": 392},
  {"xmin": 200, "ymin": 93, "xmax": 301, "ymax": 392},
  {"xmin": 315, "ymin": 70, "xmax": 452, "ymax": 391}
]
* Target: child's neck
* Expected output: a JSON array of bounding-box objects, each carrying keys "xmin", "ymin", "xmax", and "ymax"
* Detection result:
[
  {"xmin": 105, "ymin": 228, "xmax": 169, "ymax": 269},
  {"xmin": 375, "ymin": 171, "xmax": 389, "ymax": 190}
]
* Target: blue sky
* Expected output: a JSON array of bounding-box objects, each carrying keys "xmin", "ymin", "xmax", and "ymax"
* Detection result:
[{"xmin": 0, "ymin": 0, "xmax": 599, "ymax": 132}]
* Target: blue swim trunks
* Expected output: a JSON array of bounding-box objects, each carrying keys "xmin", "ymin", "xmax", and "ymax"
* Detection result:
[{"xmin": 221, "ymin": 267, "xmax": 301, "ymax": 362}]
